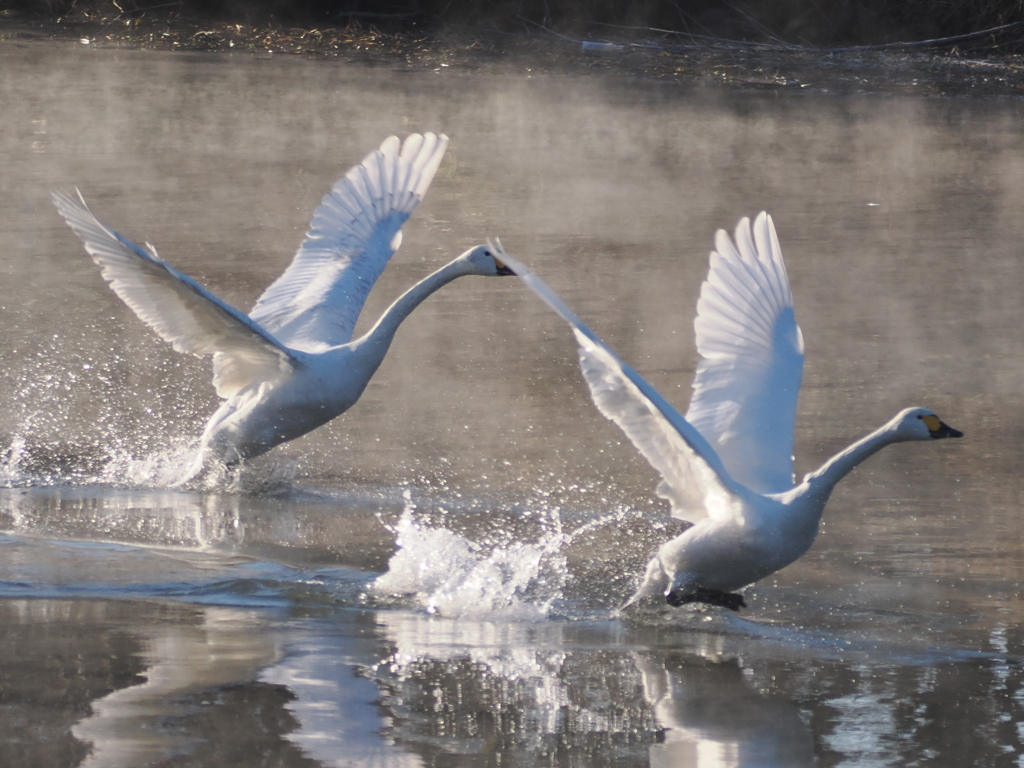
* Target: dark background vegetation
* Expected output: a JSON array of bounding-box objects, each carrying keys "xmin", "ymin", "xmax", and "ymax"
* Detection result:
[{"xmin": 6, "ymin": 0, "xmax": 1024, "ymax": 51}]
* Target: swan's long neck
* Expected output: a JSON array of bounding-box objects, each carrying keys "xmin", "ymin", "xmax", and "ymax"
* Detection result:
[
  {"xmin": 353, "ymin": 258, "xmax": 471, "ymax": 369},
  {"xmin": 804, "ymin": 420, "xmax": 902, "ymax": 500}
]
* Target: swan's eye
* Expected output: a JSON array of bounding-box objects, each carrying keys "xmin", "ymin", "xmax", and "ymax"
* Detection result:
[{"xmin": 484, "ymin": 250, "xmax": 492, "ymax": 257}]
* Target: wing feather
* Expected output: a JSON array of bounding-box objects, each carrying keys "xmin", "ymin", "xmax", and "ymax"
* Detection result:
[
  {"xmin": 249, "ymin": 133, "xmax": 449, "ymax": 350},
  {"xmin": 685, "ymin": 213, "xmax": 805, "ymax": 494},
  {"xmin": 496, "ymin": 248, "xmax": 742, "ymax": 524},
  {"xmin": 52, "ymin": 190, "xmax": 298, "ymax": 399},
  {"xmin": 711, "ymin": 235, "xmax": 779, "ymax": 328}
]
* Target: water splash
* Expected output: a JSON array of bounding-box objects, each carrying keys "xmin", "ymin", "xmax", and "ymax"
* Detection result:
[
  {"xmin": 0, "ymin": 324, "xmax": 231, "ymax": 490},
  {"xmin": 0, "ymin": 425, "xmax": 308, "ymax": 493},
  {"xmin": 0, "ymin": 437, "xmax": 29, "ymax": 487},
  {"xmin": 0, "ymin": 430, "xmax": 201, "ymax": 490},
  {"xmin": 370, "ymin": 492, "xmax": 569, "ymax": 620}
]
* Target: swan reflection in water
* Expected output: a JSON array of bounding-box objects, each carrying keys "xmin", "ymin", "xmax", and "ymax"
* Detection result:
[
  {"xmin": 635, "ymin": 651, "xmax": 815, "ymax": 768},
  {"xmin": 70, "ymin": 606, "xmax": 281, "ymax": 768},
  {"xmin": 263, "ymin": 610, "xmax": 816, "ymax": 768},
  {"xmin": 10, "ymin": 597, "xmax": 878, "ymax": 767}
]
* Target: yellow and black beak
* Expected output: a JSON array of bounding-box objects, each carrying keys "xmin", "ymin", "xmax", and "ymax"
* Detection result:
[
  {"xmin": 921, "ymin": 414, "xmax": 963, "ymax": 439},
  {"xmin": 494, "ymin": 256, "xmax": 516, "ymax": 276}
]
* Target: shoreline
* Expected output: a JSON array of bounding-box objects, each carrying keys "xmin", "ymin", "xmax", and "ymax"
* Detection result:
[{"xmin": 3, "ymin": 10, "xmax": 1024, "ymax": 98}]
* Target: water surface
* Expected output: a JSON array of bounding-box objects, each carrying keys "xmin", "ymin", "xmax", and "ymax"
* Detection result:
[{"xmin": 2, "ymin": 41, "xmax": 1024, "ymax": 767}]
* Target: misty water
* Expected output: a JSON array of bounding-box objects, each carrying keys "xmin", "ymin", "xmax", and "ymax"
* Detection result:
[{"xmin": 2, "ymin": 41, "xmax": 1024, "ymax": 767}]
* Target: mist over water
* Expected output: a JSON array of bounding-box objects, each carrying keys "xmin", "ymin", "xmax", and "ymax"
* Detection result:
[{"xmin": 2, "ymin": 41, "xmax": 1024, "ymax": 766}]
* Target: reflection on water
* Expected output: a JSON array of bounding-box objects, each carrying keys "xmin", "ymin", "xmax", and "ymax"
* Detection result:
[
  {"xmin": 0, "ymin": 485, "xmax": 400, "ymax": 572},
  {"xmin": 635, "ymin": 652, "xmax": 814, "ymax": 768},
  {"xmin": 6, "ymin": 597, "xmax": 1021, "ymax": 768},
  {"xmin": 261, "ymin": 617, "xmax": 425, "ymax": 768},
  {"xmin": 370, "ymin": 613, "xmax": 660, "ymax": 766},
  {"xmin": 72, "ymin": 607, "xmax": 280, "ymax": 768},
  {"xmin": 3, "ymin": 40, "xmax": 1024, "ymax": 768}
]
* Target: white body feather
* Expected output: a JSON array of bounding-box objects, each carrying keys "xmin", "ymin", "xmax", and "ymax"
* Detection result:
[
  {"xmin": 54, "ymin": 134, "xmax": 512, "ymax": 482},
  {"xmin": 497, "ymin": 214, "xmax": 960, "ymax": 608}
]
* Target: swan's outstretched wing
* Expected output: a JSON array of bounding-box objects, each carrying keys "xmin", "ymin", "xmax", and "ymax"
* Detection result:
[
  {"xmin": 249, "ymin": 133, "xmax": 450, "ymax": 350},
  {"xmin": 53, "ymin": 190, "xmax": 298, "ymax": 399},
  {"xmin": 685, "ymin": 213, "xmax": 805, "ymax": 495},
  {"xmin": 497, "ymin": 248, "xmax": 742, "ymax": 524}
]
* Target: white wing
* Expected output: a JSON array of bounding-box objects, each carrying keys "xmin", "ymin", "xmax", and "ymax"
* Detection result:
[
  {"xmin": 249, "ymin": 133, "xmax": 449, "ymax": 350},
  {"xmin": 496, "ymin": 248, "xmax": 743, "ymax": 524},
  {"xmin": 53, "ymin": 190, "xmax": 298, "ymax": 399},
  {"xmin": 685, "ymin": 213, "xmax": 805, "ymax": 495}
]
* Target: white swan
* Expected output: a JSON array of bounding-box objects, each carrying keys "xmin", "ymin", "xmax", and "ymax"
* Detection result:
[
  {"xmin": 53, "ymin": 133, "xmax": 515, "ymax": 482},
  {"xmin": 495, "ymin": 213, "xmax": 961, "ymax": 611}
]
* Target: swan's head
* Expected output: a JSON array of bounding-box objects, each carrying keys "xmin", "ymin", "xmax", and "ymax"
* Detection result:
[
  {"xmin": 457, "ymin": 244, "xmax": 516, "ymax": 277},
  {"xmin": 891, "ymin": 407, "xmax": 963, "ymax": 441}
]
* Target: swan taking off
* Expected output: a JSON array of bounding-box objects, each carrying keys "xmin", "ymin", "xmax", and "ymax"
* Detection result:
[
  {"xmin": 53, "ymin": 134, "xmax": 515, "ymax": 482},
  {"xmin": 496, "ymin": 214, "xmax": 961, "ymax": 612}
]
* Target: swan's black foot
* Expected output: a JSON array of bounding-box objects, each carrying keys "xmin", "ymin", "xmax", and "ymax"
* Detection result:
[{"xmin": 666, "ymin": 587, "xmax": 746, "ymax": 611}]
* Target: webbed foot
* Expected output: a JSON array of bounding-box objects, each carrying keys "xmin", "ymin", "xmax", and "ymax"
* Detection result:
[{"xmin": 666, "ymin": 586, "xmax": 746, "ymax": 611}]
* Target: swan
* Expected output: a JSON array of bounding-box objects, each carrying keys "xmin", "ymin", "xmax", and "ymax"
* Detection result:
[
  {"xmin": 495, "ymin": 213, "xmax": 961, "ymax": 611},
  {"xmin": 52, "ymin": 133, "xmax": 515, "ymax": 482}
]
